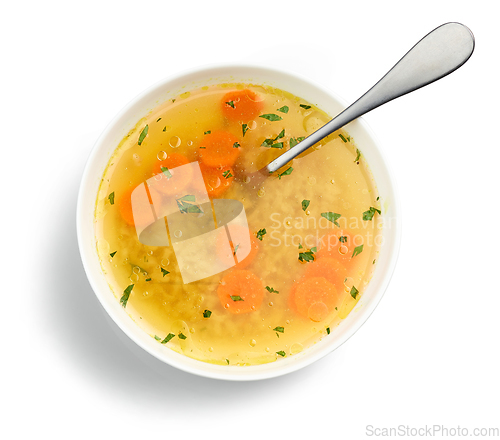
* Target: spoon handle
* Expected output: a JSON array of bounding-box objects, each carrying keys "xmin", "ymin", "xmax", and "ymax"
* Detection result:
[{"xmin": 264, "ymin": 22, "xmax": 475, "ymax": 174}]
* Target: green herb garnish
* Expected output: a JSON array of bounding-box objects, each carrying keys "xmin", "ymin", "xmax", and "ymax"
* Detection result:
[
  {"xmin": 156, "ymin": 117, "xmax": 162, "ymax": 122},
  {"xmin": 161, "ymin": 268, "xmax": 170, "ymax": 277},
  {"xmin": 298, "ymin": 248, "xmax": 316, "ymax": 263},
  {"xmin": 161, "ymin": 333, "xmax": 175, "ymax": 344},
  {"xmin": 108, "ymin": 192, "xmax": 115, "ymax": 205},
  {"xmin": 204, "ymin": 130, "xmax": 211, "ymax": 135},
  {"xmin": 176, "ymin": 194, "xmax": 203, "ymax": 214},
  {"xmin": 222, "ymin": 170, "xmax": 233, "ymax": 179},
  {"xmin": 276, "ymin": 350, "xmax": 286, "ymax": 357},
  {"xmin": 256, "ymin": 228, "xmax": 266, "ymax": 241},
  {"xmin": 362, "ymin": 207, "xmax": 381, "ymax": 221},
  {"xmin": 321, "ymin": 212, "xmax": 341, "ymax": 227},
  {"xmin": 178, "ymin": 332, "xmax": 187, "ymax": 340},
  {"xmin": 339, "ymin": 133, "xmax": 348, "ymax": 143},
  {"xmin": 120, "ymin": 284, "xmax": 134, "ymax": 308},
  {"xmin": 138, "ymin": 124, "xmax": 149, "ymax": 145},
  {"xmin": 145, "ymin": 278, "xmax": 151, "ymax": 282},
  {"xmin": 289, "ymin": 136, "xmax": 306, "ymax": 148},
  {"xmin": 233, "ymin": 243, "xmax": 240, "ymax": 255},
  {"xmin": 265, "ymin": 286, "xmax": 279, "ymax": 294},
  {"xmin": 154, "ymin": 335, "xmax": 161, "ymax": 341},
  {"xmin": 203, "ymin": 310, "xmax": 212, "ymax": 318},
  {"xmin": 226, "ymin": 359, "xmax": 230, "ymax": 364},
  {"xmin": 277, "ymin": 105, "xmax": 289, "ymax": 113},
  {"xmin": 352, "ymin": 244, "xmax": 364, "ymax": 258},
  {"xmin": 242, "ymin": 123, "xmax": 249, "ymax": 136},
  {"xmin": 355, "ymin": 149, "xmax": 361, "ymax": 162},
  {"xmin": 160, "ymin": 166, "xmax": 172, "ymax": 179},
  {"xmin": 302, "ymin": 200, "xmax": 310, "ymax": 212},
  {"xmin": 326, "ymin": 327, "xmax": 331, "ymax": 335},
  {"xmin": 230, "ymin": 295, "xmax": 244, "ymax": 301},
  {"xmin": 300, "ymin": 104, "xmax": 311, "ymax": 109},
  {"xmin": 262, "ymin": 129, "xmax": 285, "ymax": 147},
  {"xmin": 259, "ymin": 113, "xmax": 282, "ymax": 121},
  {"xmin": 225, "ymin": 100, "xmax": 235, "ymax": 108},
  {"xmin": 163, "ymin": 126, "xmax": 167, "ymax": 132},
  {"xmin": 273, "ymin": 326, "xmax": 284, "ymax": 333},
  {"xmin": 270, "ymin": 142, "xmax": 284, "ymax": 149},
  {"xmin": 350, "ymin": 286, "xmax": 359, "ymax": 299},
  {"xmin": 233, "ymin": 142, "xmax": 240, "ymax": 148},
  {"xmin": 339, "ymin": 236, "xmax": 347, "ymax": 243},
  {"xmin": 278, "ymin": 167, "xmax": 293, "ymax": 179},
  {"xmin": 110, "ymin": 251, "xmax": 117, "ymax": 258}
]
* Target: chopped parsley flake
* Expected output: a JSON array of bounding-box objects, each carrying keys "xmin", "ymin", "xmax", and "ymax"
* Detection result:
[
  {"xmin": 222, "ymin": 170, "xmax": 233, "ymax": 179},
  {"xmin": 233, "ymin": 142, "xmax": 240, "ymax": 148},
  {"xmin": 108, "ymin": 192, "xmax": 115, "ymax": 205},
  {"xmin": 339, "ymin": 133, "xmax": 348, "ymax": 143},
  {"xmin": 355, "ymin": 149, "xmax": 361, "ymax": 162},
  {"xmin": 289, "ymin": 136, "xmax": 306, "ymax": 148},
  {"xmin": 161, "ymin": 333, "xmax": 175, "ymax": 344},
  {"xmin": 259, "ymin": 113, "xmax": 282, "ymax": 121},
  {"xmin": 298, "ymin": 248, "xmax": 316, "ymax": 263},
  {"xmin": 176, "ymin": 194, "xmax": 203, "ymax": 214},
  {"xmin": 138, "ymin": 124, "xmax": 149, "ymax": 145},
  {"xmin": 145, "ymin": 278, "xmax": 151, "ymax": 282},
  {"xmin": 278, "ymin": 167, "xmax": 293, "ymax": 179},
  {"xmin": 156, "ymin": 117, "xmax": 162, "ymax": 122},
  {"xmin": 242, "ymin": 123, "xmax": 249, "ymax": 136},
  {"xmin": 321, "ymin": 212, "xmax": 341, "ymax": 227},
  {"xmin": 110, "ymin": 251, "xmax": 117, "ymax": 258},
  {"xmin": 225, "ymin": 100, "xmax": 235, "ymax": 108},
  {"xmin": 120, "ymin": 284, "xmax": 134, "ymax": 308},
  {"xmin": 160, "ymin": 166, "xmax": 172, "ymax": 178},
  {"xmin": 161, "ymin": 268, "xmax": 170, "ymax": 277},
  {"xmin": 276, "ymin": 350, "xmax": 286, "ymax": 357},
  {"xmin": 350, "ymin": 285, "xmax": 359, "ymax": 299},
  {"xmin": 352, "ymin": 244, "xmax": 364, "ymax": 258},
  {"xmin": 362, "ymin": 207, "xmax": 381, "ymax": 221},
  {"xmin": 178, "ymin": 332, "xmax": 187, "ymax": 340},
  {"xmin": 339, "ymin": 236, "xmax": 347, "ymax": 243},
  {"xmin": 233, "ymin": 243, "xmax": 240, "ymax": 255},
  {"xmin": 277, "ymin": 105, "xmax": 289, "ymax": 113},
  {"xmin": 203, "ymin": 310, "xmax": 212, "ymax": 318},
  {"xmin": 300, "ymin": 104, "xmax": 311, "ymax": 109},
  {"xmin": 326, "ymin": 327, "xmax": 331, "ymax": 335},
  {"xmin": 265, "ymin": 286, "xmax": 279, "ymax": 294},
  {"xmin": 154, "ymin": 335, "xmax": 161, "ymax": 341},
  {"xmin": 230, "ymin": 295, "xmax": 244, "ymax": 301},
  {"xmin": 256, "ymin": 228, "xmax": 267, "ymax": 241},
  {"xmin": 302, "ymin": 200, "xmax": 310, "ymax": 212},
  {"xmin": 273, "ymin": 326, "xmax": 284, "ymax": 333},
  {"xmin": 163, "ymin": 127, "xmax": 166, "ymax": 132},
  {"xmin": 204, "ymin": 130, "xmax": 211, "ymax": 135}
]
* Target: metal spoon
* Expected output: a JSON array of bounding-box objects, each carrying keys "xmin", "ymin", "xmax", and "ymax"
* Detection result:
[{"xmin": 260, "ymin": 22, "xmax": 474, "ymax": 176}]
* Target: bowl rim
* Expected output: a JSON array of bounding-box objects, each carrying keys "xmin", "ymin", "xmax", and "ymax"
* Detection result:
[{"xmin": 76, "ymin": 63, "xmax": 401, "ymax": 381}]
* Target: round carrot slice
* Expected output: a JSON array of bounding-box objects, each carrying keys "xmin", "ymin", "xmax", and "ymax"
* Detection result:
[
  {"xmin": 218, "ymin": 270, "xmax": 264, "ymax": 314},
  {"xmin": 216, "ymin": 225, "xmax": 259, "ymax": 269},
  {"xmin": 304, "ymin": 258, "xmax": 347, "ymax": 289},
  {"xmin": 198, "ymin": 131, "xmax": 240, "ymax": 167},
  {"xmin": 221, "ymin": 89, "xmax": 263, "ymax": 122},
  {"xmin": 199, "ymin": 163, "xmax": 234, "ymax": 197},
  {"xmin": 290, "ymin": 277, "xmax": 338, "ymax": 322},
  {"xmin": 118, "ymin": 186, "xmax": 156, "ymax": 228},
  {"xmin": 151, "ymin": 153, "xmax": 192, "ymax": 194}
]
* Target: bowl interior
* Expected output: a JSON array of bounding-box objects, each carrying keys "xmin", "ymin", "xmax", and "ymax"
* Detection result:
[{"xmin": 77, "ymin": 65, "xmax": 400, "ymax": 381}]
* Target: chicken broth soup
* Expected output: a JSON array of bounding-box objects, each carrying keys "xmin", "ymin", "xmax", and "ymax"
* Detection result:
[{"xmin": 95, "ymin": 84, "xmax": 382, "ymax": 365}]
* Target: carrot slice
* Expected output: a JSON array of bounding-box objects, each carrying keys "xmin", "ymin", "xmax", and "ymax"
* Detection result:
[
  {"xmin": 199, "ymin": 131, "xmax": 240, "ymax": 167},
  {"xmin": 199, "ymin": 163, "xmax": 234, "ymax": 197},
  {"xmin": 221, "ymin": 89, "xmax": 263, "ymax": 122},
  {"xmin": 290, "ymin": 277, "xmax": 339, "ymax": 322},
  {"xmin": 118, "ymin": 186, "xmax": 156, "ymax": 227},
  {"xmin": 217, "ymin": 269, "xmax": 264, "ymax": 314},
  {"xmin": 151, "ymin": 153, "xmax": 192, "ymax": 194},
  {"xmin": 304, "ymin": 258, "xmax": 347, "ymax": 289},
  {"xmin": 216, "ymin": 225, "xmax": 259, "ymax": 269}
]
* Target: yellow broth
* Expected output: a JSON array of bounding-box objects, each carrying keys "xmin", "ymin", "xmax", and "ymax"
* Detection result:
[{"xmin": 95, "ymin": 84, "xmax": 382, "ymax": 365}]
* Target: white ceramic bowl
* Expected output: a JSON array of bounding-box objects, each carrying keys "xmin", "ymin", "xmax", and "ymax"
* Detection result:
[{"xmin": 77, "ymin": 65, "xmax": 401, "ymax": 381}]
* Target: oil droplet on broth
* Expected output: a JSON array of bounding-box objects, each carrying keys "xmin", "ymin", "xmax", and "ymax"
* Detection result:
[
  {"xmin": 161, "ymin": 258, "xmax": 169, "ymax": 267},
  {"xmin": 174, "ymin": 230, "xmax": 182, "ymax": 239},
  {"xmin": 257, "ymin": 187, "xmax": 265, "ymax": 198},
  {"xmin": 339, "ymin": 244, "xmax": 349, "ymax": 255},
  {"xmin": 249, "ymin": 339, "xmax": 256, "ymax": 347},
  {"xmin": 157, "ymin": 150, "xmax": 167, "ymax": 161},
  {"xmin": 290, "ymin": 343, "xmax": 303, "ymax": 355},
  {"xmin": 169, "ymin": 136, "xmax": 181, "ymax": 148},
  {"xmin": 247, "ymin": 120, "xmax": 257, "ymax": 130}
]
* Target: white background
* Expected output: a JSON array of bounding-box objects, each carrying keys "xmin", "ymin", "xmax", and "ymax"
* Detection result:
[{"xmin": 2, "ymin": 1, "xmax": 498, "ymax": 439}]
